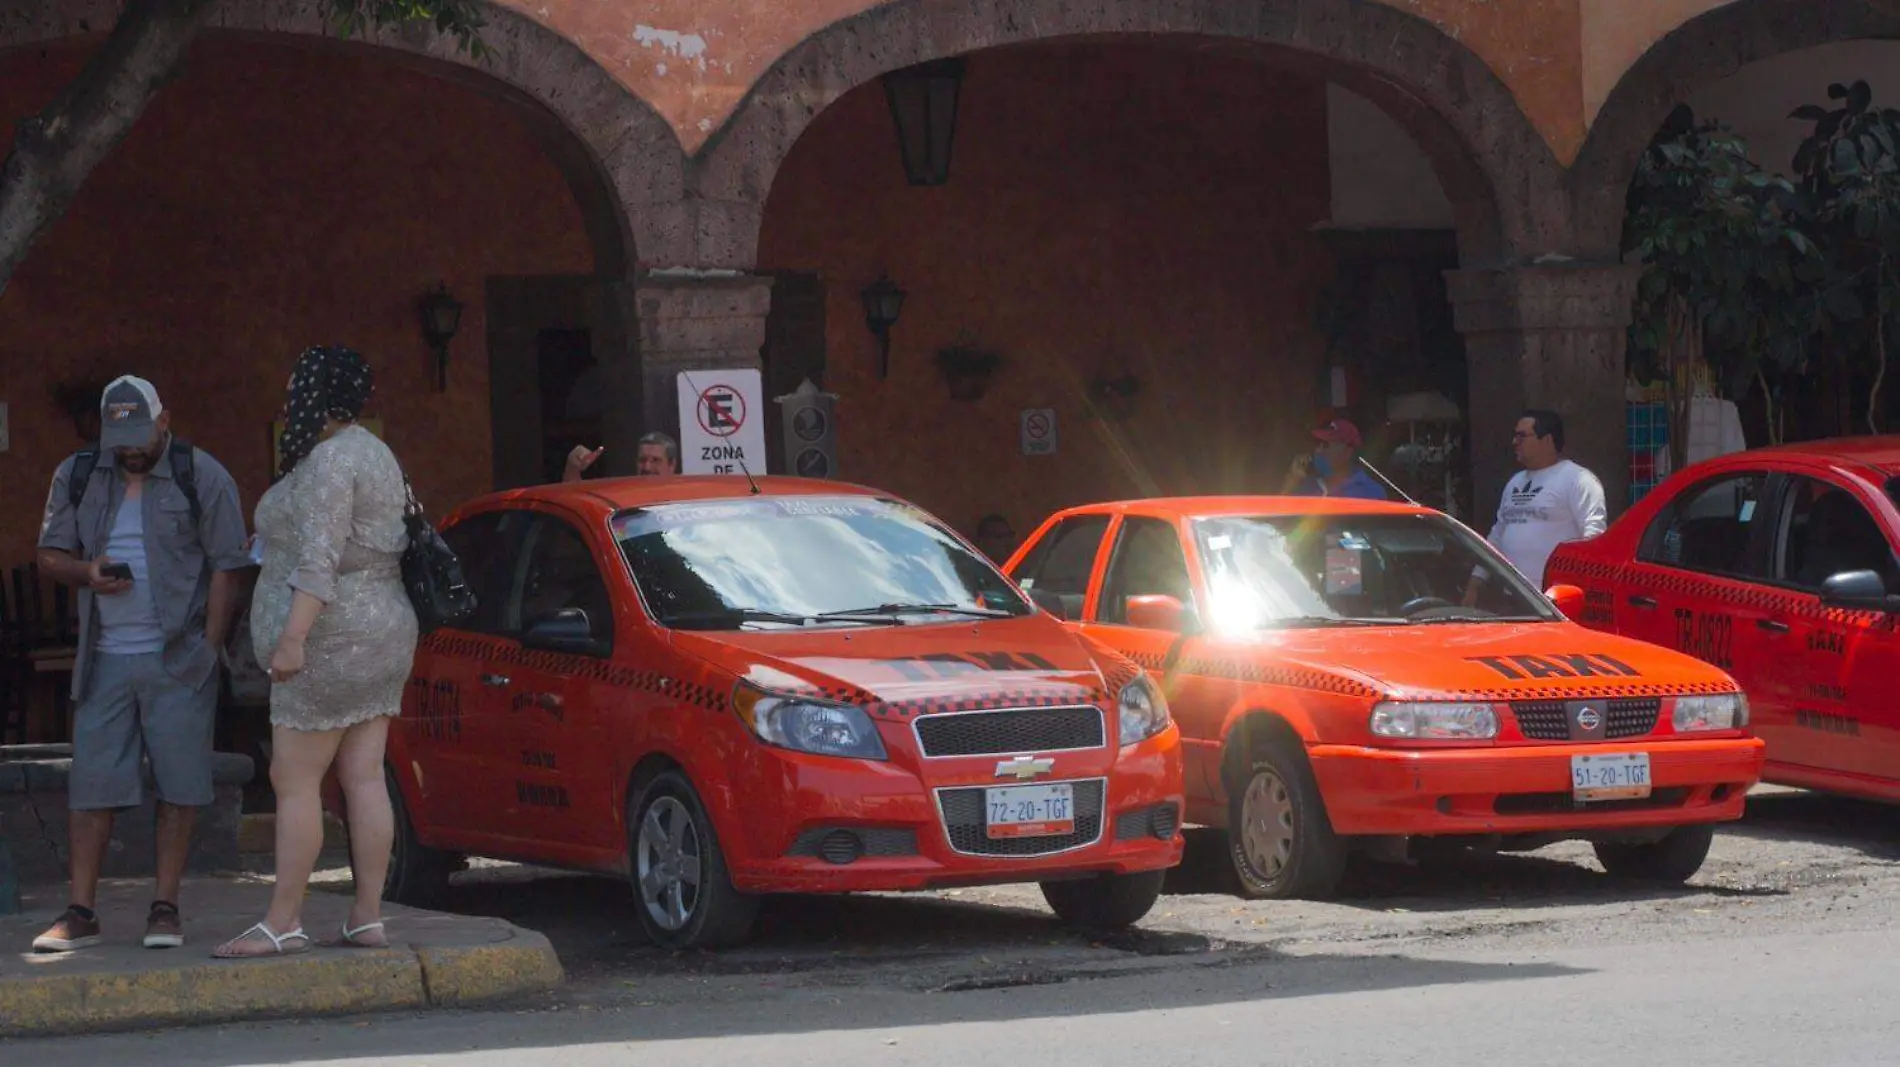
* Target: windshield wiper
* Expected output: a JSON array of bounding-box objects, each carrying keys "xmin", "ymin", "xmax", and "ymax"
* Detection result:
[
  {"xmin": 818, "ymin": 602, "xmax": 1015, "ymax": 620},
  {"xmin": 664, "ymin": 608, "xmax": 882, "ymax": 630},
  {"xmin": 1260, "ymin": 616, "xmax": 1395, "ymax": 629},
  {"xmin": 1409, "ymin": 613, "xmax": 1548, "ymax": 625}
]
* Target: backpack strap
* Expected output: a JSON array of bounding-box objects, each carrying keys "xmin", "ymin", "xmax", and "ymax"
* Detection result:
[
  {"xmin": 66, "ymin": 448, "xmax": 101, "ymax": 513},
  {"xmin": 168, "ymin": 437, "xmax": 201, "ymax": 528}
]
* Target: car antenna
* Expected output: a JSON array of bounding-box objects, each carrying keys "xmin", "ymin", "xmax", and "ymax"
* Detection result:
[
  {"xmin": 1356, "ymin": 456, "xmax": 1419, "ymax": 507},
  {"xmin": 678, "ymin": 367, "xmax": 763, "ymax": 495}
]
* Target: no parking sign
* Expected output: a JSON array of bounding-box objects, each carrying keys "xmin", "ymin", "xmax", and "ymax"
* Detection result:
[{"xmin": 678, "ymin": 369, "xmax": 768, "ymax": 475}]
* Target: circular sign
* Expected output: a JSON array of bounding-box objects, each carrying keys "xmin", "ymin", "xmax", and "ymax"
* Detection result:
[
  {"xmin": 792, "ymin": 405, "xmax": 828, "ymax": 443},
  {"xmin": 1025, "ymin": 411, "xmax": 1052, "ymax": 439},
  {"xmin": 795, "ymin": 447, "xmax": 832, "ymax": 478},
  {"xmin": 696, "ymin": 384, "xmax": 747, "ymax": 438}
]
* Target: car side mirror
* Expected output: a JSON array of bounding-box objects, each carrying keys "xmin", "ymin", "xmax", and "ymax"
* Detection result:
[
  {"xmin": 1820, "ymin": 569, "xmax": 1897, "ymax": 612},
  {"xmin": 522, "ymin": 607, "xmax": 601, "ymax": 654},
  {"xmin": 1545, "ymin": 583, "xmax": 1586, "ymax": 620},
  {"xmin": 1126, "ymin": 594, "xmax": 1198, "ymax": 633},
  {"xmin": 1028, "ymin": 588, "xmax": 1071, "ymax": 620}
]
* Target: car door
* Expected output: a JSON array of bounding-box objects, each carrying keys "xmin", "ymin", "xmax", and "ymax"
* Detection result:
[
  {"xmin": 1079, "ymin": 514, "xmax": 1231, "ymax": 802},
  {"xmin": 399, "ymin": 508, "xmax": 535, "ymax": 840},
  {"xmin": 1761, "ymin": 473, "xmax": 1900, "ymax": 783},
  {"xmin": 490, "ymin": 509, "xmax": 621, "ymax": 854},
  {"xmin": 1009, "ymin": 512, "xmax": 1113, "ymax": 622},
  {"xmin": 1615, "ymin": 469, "xmax": 1778, "ymax": 705}
]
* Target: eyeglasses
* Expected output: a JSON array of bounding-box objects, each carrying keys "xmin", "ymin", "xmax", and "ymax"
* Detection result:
[{"xmin": 1511, "ymin": 431, "xmax": 1537, "ymax": 440}]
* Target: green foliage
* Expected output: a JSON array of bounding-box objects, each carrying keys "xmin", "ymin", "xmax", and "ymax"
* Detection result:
[
  {"xmin": 1622, "ymin": 104, "xmax": 1814, "ymax": 399},
  {"xmin": 322, "ymin": 0, "xmax": 491, "ymax": 58}
]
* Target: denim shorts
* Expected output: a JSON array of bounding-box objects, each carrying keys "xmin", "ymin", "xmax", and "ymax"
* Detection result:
[{"xmin": 68, "ymin": 651, "xmax": 217, "ymax": 810}]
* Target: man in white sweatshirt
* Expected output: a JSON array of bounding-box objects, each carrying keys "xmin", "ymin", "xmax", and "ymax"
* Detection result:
[{"xmin": 1464, "ymin": 409, "xmax": 1608, "ymax": 600}]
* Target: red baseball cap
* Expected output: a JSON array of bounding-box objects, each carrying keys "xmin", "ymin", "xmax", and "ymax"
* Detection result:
[{"xmin": 1312, "ymin": 417, "xmax": 1363, "ymax": 449}]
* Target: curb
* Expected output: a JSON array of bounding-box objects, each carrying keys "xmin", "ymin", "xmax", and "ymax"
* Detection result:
[{"xmin": 0, "ymin": 927, "xmax": 563, "ymax": 1040}]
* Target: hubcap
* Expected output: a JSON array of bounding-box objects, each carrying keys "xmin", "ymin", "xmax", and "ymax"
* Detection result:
[
  {"xmin": 636, "ymin": 797, "xmax": 703, "ymax": 931},
  {"xmin": 1240, "ymin": 769, "xmax": 1295, "ymax": 882}
]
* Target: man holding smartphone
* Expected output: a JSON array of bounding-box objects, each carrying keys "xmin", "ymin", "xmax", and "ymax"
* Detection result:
[{"xmin": 30, "ymin": 376, "xmax": 250, "ymax": 953}]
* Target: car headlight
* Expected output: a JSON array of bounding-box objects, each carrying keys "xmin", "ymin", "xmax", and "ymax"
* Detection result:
[
  {"xmin": 733, "ymin": 686, "xmax": 887, "ymax": 760},
  {"xmin": 1370, "ymin": 701, "xmax": 1499, "ymax": 740},
  {"xmin": 1118, "ymin": 675, "xmax": 1172, "ymax": 746},
  {"xmin": 1674, "ymin": 693, "xmax": 1748, "ymax": 732}
]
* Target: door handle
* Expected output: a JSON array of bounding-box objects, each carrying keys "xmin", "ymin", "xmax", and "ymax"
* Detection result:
[
  {"xmin": 480, "ymin": 673, "xmax": 511, "ymax": 687},
  {"xmin": 1627, "ymin": 595, "xmax": 1658, "ymax": 609},
  {"xmin": 1756, "ymin": 619, "xmax": 1791, "ymax": 634}
]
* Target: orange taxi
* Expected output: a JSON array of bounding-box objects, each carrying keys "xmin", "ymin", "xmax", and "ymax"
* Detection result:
[
  {"xmin": 1004, "ymin": 495, "xmax": 1765, "ymax": 899},
  {"xmin": 364, "ymin": 476, "xmax": 1184, "ymax": 948}
]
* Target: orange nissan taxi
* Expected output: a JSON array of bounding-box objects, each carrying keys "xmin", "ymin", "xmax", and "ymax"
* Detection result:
[
  {"xmin": 370, "ymin": 476, "xmax": 1183, "ymax": 949},
  {"xmin": 1003, "ymin": 495, "xmax": 1764, "ymax": 899}
]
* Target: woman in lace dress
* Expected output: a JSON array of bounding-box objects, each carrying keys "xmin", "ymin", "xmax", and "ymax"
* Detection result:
[{"xmin": 214, "ymin": 346, "xmax": 418, "ymax": 958}]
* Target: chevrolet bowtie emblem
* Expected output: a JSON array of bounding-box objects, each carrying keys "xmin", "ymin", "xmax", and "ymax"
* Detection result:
[{"xmin": 994, "ymin": 755, "xmax": 1055, "ymax": 780}]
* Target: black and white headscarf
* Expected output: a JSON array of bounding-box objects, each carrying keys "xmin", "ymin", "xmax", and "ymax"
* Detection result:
[{"xmin": 279, "ymin": 345, "xmax": 374, "ymax": 476}]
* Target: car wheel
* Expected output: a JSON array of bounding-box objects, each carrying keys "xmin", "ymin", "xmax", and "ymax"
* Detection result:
[
  {"xmin": 626, "ymin": 770, "xmax": 760, "ymax": 950},
  {"xmin": 1227, "ymin": 739, "xmax": 1347, "ymax": 900},
  {"xmin": 1040, "ymin": 870, "xmax": 1166, "ymax": 930},
  {"xmin": 382, "ymin": 766, "xmax": 458, "ymax": 908},
  {"xmin": 1593, "ymin": 824, "xmax": 1715, "ymax": 883}
]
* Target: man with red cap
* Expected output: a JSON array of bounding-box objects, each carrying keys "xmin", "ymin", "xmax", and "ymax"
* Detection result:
[{"xmin": 1279, "ymin": 416, "xmax": 1388, "ymax": 500}]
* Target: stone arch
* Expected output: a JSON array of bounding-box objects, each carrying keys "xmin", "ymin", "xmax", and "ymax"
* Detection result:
[
  {"xmin": 691, "ymin": 0, "xmax": 1567, "ymax": 268},
  {"xmin": 1571, "ymin": 0, "xmax": 1900, "ymax": 260},
  {"xmin": 0, "ymin": 0, "xmax": 692, "ymax": 270}
]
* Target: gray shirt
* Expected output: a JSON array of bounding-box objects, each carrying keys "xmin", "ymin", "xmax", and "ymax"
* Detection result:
[{"xmin": 37, "ymin": 439, "xmax": 251, "ymax": 702}]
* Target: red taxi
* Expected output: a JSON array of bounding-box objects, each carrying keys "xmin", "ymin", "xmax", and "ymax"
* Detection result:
[
  {"xmin": 371, "ymin": 476, "xmax": 1184, "ymax": 948},
  {"xmin": 1005, "ymin": 496, "xmax": 1765, "ymax": 899},
  {"xmin": 1547, "ymin": 438, "xmax": 1900, "ymax": 803}
]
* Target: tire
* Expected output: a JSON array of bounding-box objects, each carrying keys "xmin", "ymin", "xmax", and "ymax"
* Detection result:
[
  {"xmin": 626, "ymin": 770, "xmax": 760, "ymax": 950},
  {"xmin": 1040, "ymin": 870, "xmax": 1166, "ymax": 930},
  {"xmin": 1226, "ymin": 737, "xmax": 1348, "ymax": 900},
  {"xmin": 382, "ymin": 766, "xmax": 458, "ymax": 908},
  {"xmin": 1593, "ymin": 824, "xmax": 1714, "ymax": 883}
]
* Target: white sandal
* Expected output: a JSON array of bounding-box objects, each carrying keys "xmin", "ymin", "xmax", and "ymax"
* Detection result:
[
  {"xmin": 212, "ymin": 921, "xmax": 310, "ymax": 958},
  {"xmin": 338, "ymin": 919, "xmax": 387, "ymax": 948}
]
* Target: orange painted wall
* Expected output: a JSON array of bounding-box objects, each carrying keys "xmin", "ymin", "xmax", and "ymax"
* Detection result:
[
  {"xmin": 0, "ymin": 39, "xmax": 592, "ymax": 570},
  {"xmin": 1582, "ymin": 0, "xmax": 1741, "ymax": 124},
  {"xmin": 758, "ymin": 44, "xmax": 1336, "ymax": 539},
  {"xmin": 499, "ymin": 0, "xmax": 1592, "ymax": 161}
]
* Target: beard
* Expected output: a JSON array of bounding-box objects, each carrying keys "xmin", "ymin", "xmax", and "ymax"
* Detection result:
[{"xmin": 116, "ymin": 447, "xmax": 161, "ymax": 474}]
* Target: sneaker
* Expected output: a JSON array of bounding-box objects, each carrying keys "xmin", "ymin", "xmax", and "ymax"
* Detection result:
[
  {"xmin": 32, "ymin": 905, "xmax": 102, "ymax": 953},
  {"xmin": 144, "ymin": 901, "xmax": 184, "ymax": 949}
]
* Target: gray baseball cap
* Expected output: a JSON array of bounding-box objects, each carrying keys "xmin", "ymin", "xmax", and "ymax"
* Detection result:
[{"xmin": 99, "ymin": 375, "xmax": 164, "ymax": 450}]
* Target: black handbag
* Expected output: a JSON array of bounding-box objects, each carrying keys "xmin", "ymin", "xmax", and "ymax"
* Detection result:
[{"xmin": 400, "ymin": 476, "xmax": 477, "ymax": 634}]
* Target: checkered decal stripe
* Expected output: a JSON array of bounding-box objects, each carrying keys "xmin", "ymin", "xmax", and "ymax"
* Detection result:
[
  {"xmin": 865, "ymin": 687, "xmax": 1108, "ymax": 720},
  {"xmin": 1629, "ymin": 569, "xmax": 1899, "ymax": 628},
  {"xmin": 417, "ymin": 633, "xmax": 731, "ymax": 714},
  {"xmin": 1175, "ymin": 657, "xmax": 1381, "ymax": 699},
  {"xmin": 1392, "ymin": 680, "xmax": 1740, "ymax": 702}
]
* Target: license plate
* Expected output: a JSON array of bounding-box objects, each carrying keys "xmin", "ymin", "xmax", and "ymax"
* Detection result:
[
  {"xmin": 1571, "ymin": 752, "xmax": 1651, "ymax": 801},
  {"xmin": 985, "ymin": 783, "xmax": 1076, "ymax": 839}
]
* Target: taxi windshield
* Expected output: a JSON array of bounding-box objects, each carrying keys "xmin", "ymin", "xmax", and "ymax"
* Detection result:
[
  {"xmin": 612, "ymin": 496, "xmax": 1033, "ymax": 630},
  {"xmin": 1190, "ymin": 512, "xmax": 1559, "ymax": 629}
]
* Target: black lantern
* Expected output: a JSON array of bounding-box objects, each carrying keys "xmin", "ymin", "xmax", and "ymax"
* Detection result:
[
  {"xmin": 418, "ymin": 282, "xmax": 464, "ymax": 392},
  {"xmin": 860, "ymin": 274, "xmax": 907, "ymax": 379},
  {"xmin": 881, "ymin": 57, "xmax": 964, "ymax": 186}
]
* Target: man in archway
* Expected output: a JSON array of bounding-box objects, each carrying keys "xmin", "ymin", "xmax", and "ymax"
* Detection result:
[
  {"xmin": 562, "ymin": 431, "xmax": 679, "ymax": 482},
  {"xmin": 1280, "ymin": 417, "xmax": 1388, "ymax": 500},
  {"xmin": 1464, "ymin": 408, "xmax": 1607, "ymax": 598}
]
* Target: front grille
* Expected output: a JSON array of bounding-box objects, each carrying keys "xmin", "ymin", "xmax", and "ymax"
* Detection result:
[
  {"xmin": 914, "ymin": 706, "xmax": 1105, "ymax": 757},
  {"xmin": 1114, "ymin": 802, "xmax": 1181, "ymax": 841},
  {"xmin": 785, "ymin": 827, "xmax": 919, "ymax": 862},
  {"xmin": 1494, "ymin": 787, "xmax": 1690, "ymax": 815},
  {"xmin": 937, "ymin": 779, "xmax": 1105, "ymax": 856},
  {"xmin": 1511, "ymin": 699, "xmax": 1663, "ymax": 741}
]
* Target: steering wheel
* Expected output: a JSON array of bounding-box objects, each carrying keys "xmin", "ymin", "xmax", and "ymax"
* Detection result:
[{"xmin": 1398, "ymin": 596, "xmax": 1456, "ymax": 617}]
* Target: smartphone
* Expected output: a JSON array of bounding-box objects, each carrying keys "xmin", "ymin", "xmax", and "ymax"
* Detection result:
[{"xmin": 101, "ymin": 562, "xmax": 133, "ymax": 581}]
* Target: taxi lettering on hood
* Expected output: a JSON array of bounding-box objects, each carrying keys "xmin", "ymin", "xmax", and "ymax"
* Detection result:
[
  {"xmin": 1465, "ymin": 652, "xmax": 1644, "ymax": 681},
  {"xmin": 879, "ymin": 651, "xmax": 1062, "ymax": 681}
]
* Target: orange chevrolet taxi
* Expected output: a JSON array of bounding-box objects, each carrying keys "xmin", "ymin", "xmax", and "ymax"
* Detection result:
[
  {"xmin": 1003, "ymin": 495, "xmax": 1765, "ymax": 899},
  {"xmin": 359, "ymin": 476, "xmax": 1183, "ymax": 948}
]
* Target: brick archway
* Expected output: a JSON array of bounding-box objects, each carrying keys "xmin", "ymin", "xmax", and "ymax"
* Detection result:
[
  {"xmin": 0, "ymin": 0, "xmax": 691, "ymax": 272},
  {"xmin": 690, "ymin": 0, "xmax": 1566, "ymax": 269},
  {"xmin": 1571, "ymin": 0, "xmax": 1900, "ymax": 260}
]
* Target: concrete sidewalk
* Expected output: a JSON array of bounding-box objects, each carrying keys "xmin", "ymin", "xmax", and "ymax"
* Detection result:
[{"xmin": 0, "ymin": 873, "xmax": 563, "ymax": 1039}]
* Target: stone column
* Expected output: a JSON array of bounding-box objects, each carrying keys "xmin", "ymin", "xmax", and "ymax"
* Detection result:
[
  {"xmin": 1445, "ymin": 263, "xmax": 1642, "ymax": 522},
  {"xmin": 630, "ymin": 273, "xmax": 777, "ymax": 461}
]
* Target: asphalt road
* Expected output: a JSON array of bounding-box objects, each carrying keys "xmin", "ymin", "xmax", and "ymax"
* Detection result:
[{"xmin": 11, "ymin": 785, "xmax": 1900, "ymax": 1066}]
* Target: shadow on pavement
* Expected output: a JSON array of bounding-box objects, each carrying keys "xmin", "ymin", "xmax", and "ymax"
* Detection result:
[{"xmin": 1719, "ymin": 789, "xmax": 1900, "ymax": 860}]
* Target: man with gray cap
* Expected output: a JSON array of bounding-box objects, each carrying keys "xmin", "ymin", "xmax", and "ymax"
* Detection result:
[{"xmin": 30, "ymin": 376, "xmax": 249, "ymax": 953}]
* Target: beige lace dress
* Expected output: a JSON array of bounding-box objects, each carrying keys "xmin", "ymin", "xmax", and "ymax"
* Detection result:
[{"xmin": 250, "ymin": 425, "xmax": 418, "ymax": 731}]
